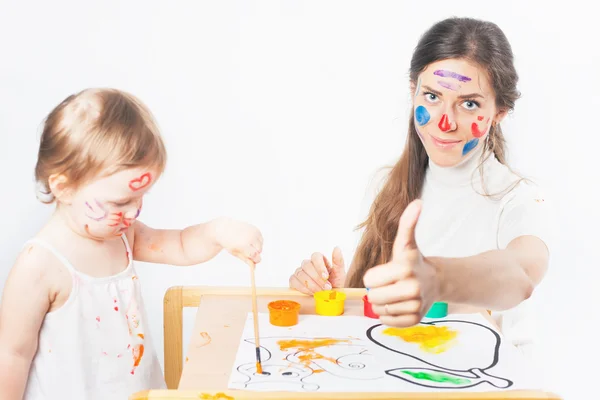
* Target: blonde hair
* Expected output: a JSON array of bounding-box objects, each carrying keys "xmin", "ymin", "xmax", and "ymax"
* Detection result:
[{"xmin": 34, "ymin": 88, "xmax": 167, "ymax": 203}]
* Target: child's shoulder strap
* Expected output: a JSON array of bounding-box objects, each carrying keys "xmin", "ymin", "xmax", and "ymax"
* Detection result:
[{"xmin": 23, "ymin": 238, "xmax": 77, "ymax": 273}]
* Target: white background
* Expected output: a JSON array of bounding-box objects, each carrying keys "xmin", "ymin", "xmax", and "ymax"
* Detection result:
[{"xmin": 0, "ymin": 1, "xmax": 596, "ymax": 399}]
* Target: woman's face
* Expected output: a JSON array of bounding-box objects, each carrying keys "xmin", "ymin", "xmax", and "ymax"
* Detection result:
[{"xmin": 412, "ymin": 58, "xmax": 505, "ymax": 167}]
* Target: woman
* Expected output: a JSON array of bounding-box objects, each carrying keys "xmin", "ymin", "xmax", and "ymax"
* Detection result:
[{"xmin": 288, "ymin": 17, "xmax": 551, "ymax": 355}]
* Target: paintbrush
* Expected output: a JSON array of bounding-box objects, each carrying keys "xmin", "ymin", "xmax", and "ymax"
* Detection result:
[{"xmin": 248, "ymin": 260, "xmax": 263, "ymax": 374}]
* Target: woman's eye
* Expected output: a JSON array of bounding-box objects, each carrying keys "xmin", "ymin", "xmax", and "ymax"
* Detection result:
[
  {"xmin": 462, "ymin": 100, "xmax": 479, "ymax": 110},
  {"xmin": 424, "ymin": 93, "xmax": 438, "ymax": 103}
]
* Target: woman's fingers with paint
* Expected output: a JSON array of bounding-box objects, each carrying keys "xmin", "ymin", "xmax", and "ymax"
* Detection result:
[
  {"xmin": 324, "ymin": 246, "xmax": 346, "ymax": 288},
  {"xmin": 302, "ymin": 258, "xmax": 331, "ymax": 290},
  {"xmin": 289, "ymin": 266, "xmax": 325, "ymax": 294},
  {"xmin": 310, "ymin": 252, "xmax": 330, "ymax": 281}
]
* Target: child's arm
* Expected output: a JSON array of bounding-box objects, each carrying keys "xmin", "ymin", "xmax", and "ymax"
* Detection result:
[
  {"xmin": 0, "ymin": 246, "xmax": 52, "ymax": 400},
  {"xmin": 131, "ymin": 216, "xmax": 263, "ymax": 266}
]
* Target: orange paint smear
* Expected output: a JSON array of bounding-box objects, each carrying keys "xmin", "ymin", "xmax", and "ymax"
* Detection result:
[
  {"xmin": 277, "ymin": 338, "xmax": 350, "ymax": 368},
  {"xmin": 131, "ymin": 344, "xmax": 145, "ymax": 374},
  {"xmin": 149, "ymin": 243, "xmax": 161, "ymax": 251},
  {"xmin": 199, "ymin": 332, "xmax": 212, "ymax": 347},
  {"xmin": 138, "ymin": 333, "xmax": 144, "ymax": 339},
  {"xmin": 198, "ymin": 393, "xmax": 234, "ymax": 400},
  {"xmin": 383, "ymin": 325, "xmax": 457, "ymax": 354}
]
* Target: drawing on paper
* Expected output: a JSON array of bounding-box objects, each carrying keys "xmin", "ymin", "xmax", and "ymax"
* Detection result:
[
  {"xmin": 233, "ymin": 336, "xmax": 385, "ymax": 391},
  {"xmin": 367, "ymin": 319, "xmax": 513, "ymax": 389},
  {"xmin": 228, "ymin": 313, "xmax": 529, "ymax": 393}
]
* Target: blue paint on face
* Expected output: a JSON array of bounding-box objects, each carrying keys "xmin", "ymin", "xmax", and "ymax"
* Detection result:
[
  {"xmin": 415, "ymin": 106, "xmax": 430, "ymax": 126},
  {"xmin": 462, "ymin": 138, "xmax": 479, "ymax": 156}
]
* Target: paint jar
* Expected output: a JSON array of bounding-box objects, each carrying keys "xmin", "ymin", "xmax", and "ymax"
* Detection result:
[
  {"xmin": 314, "ymin": 290, "xmax": 346, "ymax": 316},
  {"xmin": 267, "ymin": 300, "xmax": 301, "ymax": 327},
  {"xmin": 362, "ymin": 295, "xmax": 379, "ymax": 319},
  {"xmin": 425, "ymin": 302, "xmax": 448, "ymax": 318}
]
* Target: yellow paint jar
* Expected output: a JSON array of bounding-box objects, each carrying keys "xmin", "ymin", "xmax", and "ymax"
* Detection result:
[{"xmin": 314, "ymin": 290, "xmax": 346, "ymax": 316}]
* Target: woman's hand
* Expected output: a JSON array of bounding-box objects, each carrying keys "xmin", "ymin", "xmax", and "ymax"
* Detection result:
[
  {"xmin": 214, "ymin": 217, "xmax": 263, "ymax": 264},
  {"xmin": 289, "ymin": 247, "xmax": 346, "ymax": 294},
  {"xmin": 364, "ymin": 200, "xmax": 440, "ymax": 327}
]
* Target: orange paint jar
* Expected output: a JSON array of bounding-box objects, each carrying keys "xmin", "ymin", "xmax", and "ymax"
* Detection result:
[{"xmin": 268, "ymin": 300, "xmax": 301, "ymax": 327}]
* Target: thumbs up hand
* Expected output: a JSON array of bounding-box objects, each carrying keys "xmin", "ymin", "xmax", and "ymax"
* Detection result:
[{"xmin": 363, "ymin": 199, "xmax": 440, "ymax": 327}]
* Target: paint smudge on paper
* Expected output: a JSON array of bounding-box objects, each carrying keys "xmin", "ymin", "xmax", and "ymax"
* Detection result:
[
  {"xmin": 128, "ymin": 172, "xmax": 152, "ymax": 191},
  {"xmin": 471, "ymin": 122, "xmax": 487, "ymax": 138},
  {"xmin": 199, "ymin": 332, "xmax": 212, "ymax": 347},
  {"xmin": 437, "ymin": 80, "xmax": 460, "ymax": 91},
  {"xmin": 462, "ymin": 138, "xmax": 479, "ymax": 156},
  {"xmin": 400, "ymin": 369, "xmax": 471, "ymax": 385},
  {"xmin": 433, "ymin": 69, "xmax": 471, "ymax": 82},
  {"xmin": 382, "ymin": 325, "xmax": 457, "ymax": 354},
  {"xmin": 415, "ymin": 105, "xmax": 430, "ymax": 126},
  {"xmin": 438, "ymin": 114, "xmax": 451, "ymax": 132},
  {"xmin": 276, "ymin": 338, "xmax": 351, "ymax": 368}
]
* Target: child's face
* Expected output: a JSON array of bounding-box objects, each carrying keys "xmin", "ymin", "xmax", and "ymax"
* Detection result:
[
  {"xmin": 412, "ymin": 58, "xmax": 505, "ymax": 167},
  {"xmin": 66, "ymin": 167, "xmax": 158, "ymax": 240}
]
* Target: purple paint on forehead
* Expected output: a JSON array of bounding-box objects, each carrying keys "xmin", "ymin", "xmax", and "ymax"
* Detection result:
[
  {"xmin": 437, "ymin": 80, "xmax": 460, "ymax": 91},
  {"xmin": 434, "ymin": 70, "xmax": 471, "ymax": 82}
]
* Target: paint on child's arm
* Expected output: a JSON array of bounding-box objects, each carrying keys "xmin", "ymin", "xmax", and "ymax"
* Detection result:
[{"xmin": 128, "ymin": 172, "xmax": 152, "ymax": 191}]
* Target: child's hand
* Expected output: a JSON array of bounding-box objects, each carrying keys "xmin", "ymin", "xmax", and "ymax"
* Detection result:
[{"xmin": 214, "ymin": 217, "xmax": 263, "ymax": 264}]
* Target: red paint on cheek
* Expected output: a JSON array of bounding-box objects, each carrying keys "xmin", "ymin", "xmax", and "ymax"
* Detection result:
[
  {"xmin": 477, "ymin": 116, "xmax": 484, "ymax": 121},
  {"xmin": 471, "ymin": 122, "xmax": 487, "ymax": 138},
  {"xmin": 438, "ymin": 114, "xmax": 451, "ymax": 132},
  {"xmin": 128, "ymin": 173, "xmax": 152, "ymax": 192}
]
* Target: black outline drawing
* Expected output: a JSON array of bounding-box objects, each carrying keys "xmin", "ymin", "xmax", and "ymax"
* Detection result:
[
  {"xmin": 233, "ymin": 336, "xmax": 384, "ymax": 391},
  {"xmin": 366, "ymin": 319, "xmax": 513, "ymax": 390}
]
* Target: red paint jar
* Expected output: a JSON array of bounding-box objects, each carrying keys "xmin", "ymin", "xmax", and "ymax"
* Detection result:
[{"xmin": 363, "ymin": 295, "xmax": 379, "ymax": 319}]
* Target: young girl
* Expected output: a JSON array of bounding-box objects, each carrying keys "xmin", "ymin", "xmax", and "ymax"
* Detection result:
[
  {"xmin": 289, "ymin": 17, "xmax": 552, "ymax": 358},
  {"xmin": 0, "ymin": 88, "xmax": 264, "ymax": 399}
]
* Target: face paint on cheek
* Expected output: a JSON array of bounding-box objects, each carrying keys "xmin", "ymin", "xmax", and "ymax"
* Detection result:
[
  {"xmin": 128, "ymin": 173, "xmax": 152, "ymax": 192},
  {"xmin": 471, "ymin": 122, "xmax": 488, "ymax": 138},
  {"xmin": 462, "ymin": 138, "xmax": 479, "ymax": 156},
  {"xmin": 415, "ymin": 106, "xmax": 430, "ymax": 126},
  {"xmin": 477, "ymin": 116, "xmax": 484, "ymax": 121},
  {"xmin": 85, "ymin": 200, "xmax": 108, "ymax": 221}
]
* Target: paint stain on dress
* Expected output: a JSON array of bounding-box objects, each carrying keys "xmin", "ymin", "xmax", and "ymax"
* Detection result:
[{"xmin": 130, "ymin": 344, "xmax": 145, "ymax": 375}]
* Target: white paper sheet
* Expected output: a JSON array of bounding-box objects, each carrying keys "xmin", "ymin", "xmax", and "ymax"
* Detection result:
[{"xmin": 227, "ymin": 313, "xmax": 541, "ymax": 393}]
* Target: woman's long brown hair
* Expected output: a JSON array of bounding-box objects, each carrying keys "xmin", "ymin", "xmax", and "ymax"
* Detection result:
[{"xmin": 346, "ymin": 17, "xmax": 521, "ymax": 288}]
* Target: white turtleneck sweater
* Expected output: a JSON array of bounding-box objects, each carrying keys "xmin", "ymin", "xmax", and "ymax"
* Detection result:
[{"xmin": 362, "ymin": 144, "xmax": 553, "ymax": 355}]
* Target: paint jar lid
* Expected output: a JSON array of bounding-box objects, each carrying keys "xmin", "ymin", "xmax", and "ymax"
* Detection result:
[{"xmin": 425, "ymin": 302, "xmax": 448, "ymax": 318}]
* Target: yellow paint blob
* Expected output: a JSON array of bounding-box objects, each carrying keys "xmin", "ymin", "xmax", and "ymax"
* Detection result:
[{"xmin": 383, "ymin": 325, "xmax": 457, "ymax": 354}]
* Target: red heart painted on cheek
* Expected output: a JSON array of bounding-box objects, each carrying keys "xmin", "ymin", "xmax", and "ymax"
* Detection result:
[{"xmin": 128, "ymin": 173, "xmax": 152, "ymax": 191}]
